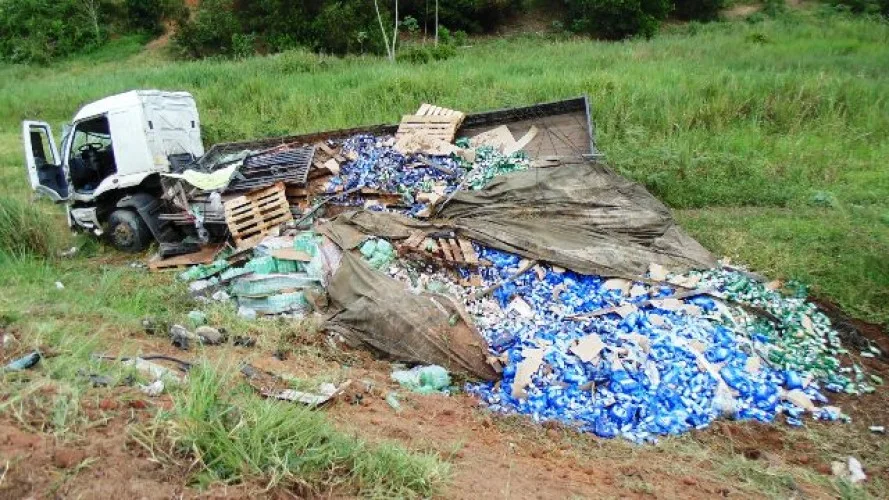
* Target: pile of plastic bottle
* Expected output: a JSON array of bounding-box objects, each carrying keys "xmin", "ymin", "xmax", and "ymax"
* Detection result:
[
  {"xmin": 454, "ymin": 248, "xmax": 871, "ymax": 442},
  {"xmin": 322, "ymin": 135, "xmax": 530, "ymax": 215}
]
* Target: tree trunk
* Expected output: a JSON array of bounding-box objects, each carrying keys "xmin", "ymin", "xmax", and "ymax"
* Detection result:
[
  {"xmin": 373, "ymin": 0, "xmax": 393, "ymax": 61},
  {"xmin": 391, "ymin": 0, "xmax": 399, "ymax": 60}
]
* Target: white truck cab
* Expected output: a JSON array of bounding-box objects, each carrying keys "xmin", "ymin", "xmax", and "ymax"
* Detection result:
[{"xmin": 23, "ymin": 90, "xmax": 204, "ymax": 251}]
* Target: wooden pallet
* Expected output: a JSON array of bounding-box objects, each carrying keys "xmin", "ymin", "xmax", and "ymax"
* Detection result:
[
  {"xmin": 398, "ymin": 231, "xmax": 480, "ymax": 267},
  {"xmin": 395, "ymin": 104, "xmax": 466, "ymax": 143},
  {"xmin": 148, "ymin": 244, "xmax": 223, "ymax": 272},
  {"xmin": 224, "ymin": 182, "xmax": 293, "ymax": 248}
]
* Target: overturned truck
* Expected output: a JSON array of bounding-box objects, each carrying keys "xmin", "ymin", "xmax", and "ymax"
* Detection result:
[{"xmin": 23, "ymin": 93, "xmax": 599, "ymax": 252}]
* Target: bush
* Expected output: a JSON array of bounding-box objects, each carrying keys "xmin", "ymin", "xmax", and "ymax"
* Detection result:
[
  {"xmin": 173, "ymin": 0, "xmax": 241, "ymax": 58},
  {"xmin": 0, "ymin": 198, "xmax": 61, "ymax": 258},
  {"xmin": 399, "ymin": 0, "xmax": 524, "ymax": 33},
  {"xmin": 565, "ymin": 0, "xmax": 673, "ymax": 39},
  {"xmin": 396, "ymin": 39, "xmax": 458, "ymax": 64},
  {"xmin": 673, "ymin": 0, "xmax": 724, "ymax": 20},
  {"xmin": 0, "ymin": 0, "xmax": 107, "ymax": 64},
  {"xmin": 171, "ymin": 0, "xmax": 524, "ymax": 59},
  {"xmin": 825, "ymin": 0, "xmax": 888, "ymax": 15},
  {"xmin": 308, "ymin": 1, "xmax": 388, "ymax": 55}
]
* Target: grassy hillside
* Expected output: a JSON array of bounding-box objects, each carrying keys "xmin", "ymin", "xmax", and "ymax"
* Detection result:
[{"xmin": 0, "ymin": 10, "xmax": 887, "ymax": 323}]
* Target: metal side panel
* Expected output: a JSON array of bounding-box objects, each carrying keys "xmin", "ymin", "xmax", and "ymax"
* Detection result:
[{"xmin": 206, "ymin": 96, "xmax": 598, "ymax": 161}]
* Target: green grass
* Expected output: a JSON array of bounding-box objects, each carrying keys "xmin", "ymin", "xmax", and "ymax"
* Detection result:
[
  {"xmin": 0, "ymin": 198, "xmax": 62, "ymax": 258},
  {"xmin": 0, "ymin": 9, "xmax": 887, "ymax": 323},
  {"xmin": 145, "ymin": 364, "xmax": 448, "ymax": 496}
]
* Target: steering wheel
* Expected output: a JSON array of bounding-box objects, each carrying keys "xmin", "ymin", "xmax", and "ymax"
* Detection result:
[{"xmin": 77, "ymin": 142, "xmax": 103, "ymax": 154}]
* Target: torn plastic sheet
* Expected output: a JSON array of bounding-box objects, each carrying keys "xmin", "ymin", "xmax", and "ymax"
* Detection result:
[
  {"xmin": 321, "ymin": 162, "xmax": 715, "ymax": 278},
  {"xmin": 229, "ymin": 273, "xmax": 320, "ymax": 297},
  {"xmin": 237, "ymin": 292, "xmax": 309, "ymax": 315}
]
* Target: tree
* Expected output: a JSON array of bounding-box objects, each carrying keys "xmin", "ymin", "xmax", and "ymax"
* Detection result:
[
  {"xmin": 78, "ymin": 0, "xmax": 103, "ymax": 44},
  {"xmin": 374, "ymin": 0, "xmax": 399, "ymax": 60}
]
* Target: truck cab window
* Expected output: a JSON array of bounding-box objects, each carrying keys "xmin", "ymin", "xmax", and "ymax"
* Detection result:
[{"xmin": 69, "ymin": 116, "xmax": 117, "ymax": 193}]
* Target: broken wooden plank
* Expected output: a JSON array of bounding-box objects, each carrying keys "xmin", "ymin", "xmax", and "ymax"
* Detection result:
[
  {"xmin": 404, "ymin": 231, "xmax": 426, "ymax": 249},
  {"xmin": 475, "ymin": 259, "xmax": 538, "ymax": 299},
  {"xmin": 148, "ymin": 245, "xmax": 223, "ymax": 272}
]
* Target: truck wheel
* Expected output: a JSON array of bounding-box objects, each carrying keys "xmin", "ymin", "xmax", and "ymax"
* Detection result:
[{"xmin": 108, "ymin": 209, "xmax": 151, "ymax": 253}]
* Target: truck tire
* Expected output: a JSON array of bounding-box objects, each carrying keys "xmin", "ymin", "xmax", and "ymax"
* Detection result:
[{"xmin": 108, "ymin": 209, "xmax": 151, "ymax": 253}]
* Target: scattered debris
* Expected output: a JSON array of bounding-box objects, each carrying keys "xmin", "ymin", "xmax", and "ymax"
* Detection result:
[
  {"xmin": 54, "ymin": 281, "xmax": 64, "ymax": 290},
  {"xmin": 187, "ymin": 310, "xmax": 208, "ymax": 327},
  {"xmin": 138, "ymin": 379, "xmax": 165, "ymax": 397},
  {"xmin": 232, "ymin": 335, "xmax": 256, "ymax": 347},
  {"xmin": 263, "ymin": 381, "xmax": 350, "ymax": 405},
  {"xmin": 385, "ymin": 392, "xmax": 402, "ymax": 412},
  {"xmin": 195, "ymin": 326, "xmax": 224, "ymax": 345},
  {"xmin": 461, "ymin": 249, "xmax": 864, "ymax": 442},
  {"xmin": 1, "ymin": 333, "xmax": 16, "ymax": 350},
  {"xmin": 88, "ymin": 374, "xmax": 113, "ymax": 387},
  {"xmin": 869, "ymin": 426, "xmax": 885, "ymax": 434},
  {"xmin": 142, "ymin": 317, "xmax": 162, "ymax": 335},
  {"xmin": 832, "ymin": 456, "xmax": 867, "ymax": 483},
  {"xmin": 120, "ymin": 356, "xmax": 186, "ymax": 383},
  {"xmin": 240, "ymin": 364, "xmax": 350, "ymax": 406},
  {"xmin": 169, "ymin": 324, "xmax": 194, "ymax": 350},
  {"xmin": 391, "ymin": 365, "xmax": 451, "ymax": 394},
  {"xmin": 3, "ymin": 351, "xmax": 41, "ymax": 371}
]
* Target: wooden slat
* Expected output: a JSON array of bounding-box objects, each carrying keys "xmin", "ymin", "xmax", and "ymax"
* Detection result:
[
  {"xmin": 448, "ymin": 239, "xmax": 463, "ymax": 262},
  {"xmin": 404, "ymin": 231, "xmax": 426, "ymax": 249},
  {"xmin": 148, "ymin": 245, "xmax": 222, "ymax": 272},
  {"xmin": 458, "ymin": 239, "xmax": 478, "ymax": 264},
  {"xmin": 316, "ymin": 142, "xmax": 336, "ymax": 157},
  {"xmin": 439, "ymin": 238, "xmax": 454, "ymax": 261},
  {"xmin": 416, "ymin": 103, "xmax": 432, "ymax": 115}
]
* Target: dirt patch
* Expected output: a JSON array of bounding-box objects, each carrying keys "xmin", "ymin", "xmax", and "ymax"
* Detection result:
[
  {"xmin": 815, "ymin": 297, "xmax": 889, "ymax": 364},
  {"xmin": 327, "ymin": 366, "xmax": 787, "ymax": 499},
  {"xmin": 723, "ymin": 3, "xmax": 762, "ymax": 19},
  {"xmin": 0, "ymin": 416, "xmax": 179, "ymax": 499}
]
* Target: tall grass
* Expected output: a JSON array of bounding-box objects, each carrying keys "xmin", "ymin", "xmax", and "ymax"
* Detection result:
[
  {"xmin": 0, "ymin": 198, "xmax": 61, "ymax": 258},
  {"xmin": 160, "ymin": 365, "xmax": 448, "ymax": 496}
]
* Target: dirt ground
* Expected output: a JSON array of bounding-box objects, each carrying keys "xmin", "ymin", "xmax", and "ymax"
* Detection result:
[{"xmin": 1, "ymin": 302, "xmax": 887, "ymax": 499}]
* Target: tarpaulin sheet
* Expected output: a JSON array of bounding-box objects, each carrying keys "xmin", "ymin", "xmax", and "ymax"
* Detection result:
[
  {"xmin": 322, "ymin": 162, "xmax": 715, "ymax": 277},
  {"xmin": 325, "ymin": 252, "xmax": 498, "ymax": 380},
  {"xmin": 318, "ymin": 162, "xmax": 714, "ymax": 380}
]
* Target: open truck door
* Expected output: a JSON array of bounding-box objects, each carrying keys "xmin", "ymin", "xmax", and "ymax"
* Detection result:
[{"xmin": 23, "ymin": 120, "xmax": 68, "ymax": 202}]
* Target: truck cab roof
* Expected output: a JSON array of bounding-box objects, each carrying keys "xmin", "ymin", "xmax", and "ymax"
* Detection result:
[{"xmin": 72, "ymin": 90, "xmax": 197, "ymax": 122}]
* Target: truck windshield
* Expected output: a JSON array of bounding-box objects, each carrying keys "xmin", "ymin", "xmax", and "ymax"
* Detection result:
[{"xmin": 69, "ymin": 116, "xmax": 117, "ymax": 193}]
